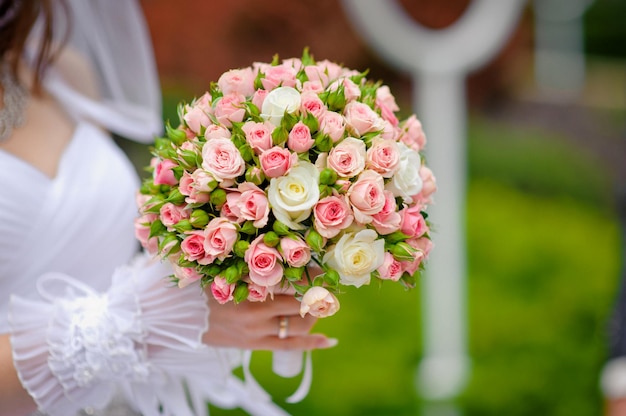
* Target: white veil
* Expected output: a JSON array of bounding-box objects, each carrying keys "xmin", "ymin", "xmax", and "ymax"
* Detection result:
[{"xmin": 29, "ymin": 0, "xmax": 163, "ymax": 143}]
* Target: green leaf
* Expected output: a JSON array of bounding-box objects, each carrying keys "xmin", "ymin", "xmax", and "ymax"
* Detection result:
[
  {"xmin": 385, "ymin": 230, "xmax": 411, "ymax": 244},
  {"xmin": 149, "ymin": 219, "xmax": 166, "ymax": 239},
  {"xmin": 272, "ymin": 125, "xmax": 289, "ymax": 146},
  {"xmin": 165, "ymin": 121, "xmax": 187, "ymax": 146},
  {"xmin": 303, "ymin": 111, "xmax": 319, "ymax": 133},
  {"xmin": 301, "ymin": 47, "xmax": 315, "ymax": 66}
]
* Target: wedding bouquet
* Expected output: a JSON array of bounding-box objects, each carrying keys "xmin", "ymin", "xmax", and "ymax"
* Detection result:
[{"xmin": 135, "ymin": 49, "xmax": 436, "ymax": 318}]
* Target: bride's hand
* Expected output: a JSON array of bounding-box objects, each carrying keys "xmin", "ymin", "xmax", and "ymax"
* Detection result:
[{"xmin": 203, "ymin": 294, "xmax": 336, "ymax": 351}]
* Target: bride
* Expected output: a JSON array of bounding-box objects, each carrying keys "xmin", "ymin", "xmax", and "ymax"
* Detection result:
[{"xmin": 0, "ymin": 0, "xmax": 334, "ymax": 415}]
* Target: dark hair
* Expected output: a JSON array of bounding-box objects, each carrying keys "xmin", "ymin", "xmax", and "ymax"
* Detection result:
[{"xmin": 0, "ymin": 0, "xmax": 67, "ymax": 93}]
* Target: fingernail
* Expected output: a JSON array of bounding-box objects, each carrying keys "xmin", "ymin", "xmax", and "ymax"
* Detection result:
[{"xmin": 320, "ymin": 337, "xmax": 338, "ymax": 349}]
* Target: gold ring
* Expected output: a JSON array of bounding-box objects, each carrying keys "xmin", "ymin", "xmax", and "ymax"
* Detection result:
[{"xmin": 278, "ymin": 316, "xmax": 288, "ymax": 339}]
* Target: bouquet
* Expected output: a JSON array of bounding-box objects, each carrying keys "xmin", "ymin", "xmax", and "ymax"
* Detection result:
[{"xmin": 135, "ymin": 49, "xmax": 436, "ymax": 319}]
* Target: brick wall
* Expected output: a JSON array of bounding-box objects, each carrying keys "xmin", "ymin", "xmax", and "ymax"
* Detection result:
[{"xmin": 141, "ymin": 0, "xmax": 530, "ymax": 107}]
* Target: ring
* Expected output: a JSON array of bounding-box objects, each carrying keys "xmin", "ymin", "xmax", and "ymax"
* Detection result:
[{"xmin": 278, "ymin": 316, "xmax": 289, "ymax": 339}]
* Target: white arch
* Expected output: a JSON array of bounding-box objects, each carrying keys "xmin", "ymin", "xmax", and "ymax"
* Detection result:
[
  {"xmin": 340, "ymin": 0, "xmax": 526, "ymax": 75},
  {"xmin": 341, "ymin": 0, "xmax": 526, "ymax": 401}
]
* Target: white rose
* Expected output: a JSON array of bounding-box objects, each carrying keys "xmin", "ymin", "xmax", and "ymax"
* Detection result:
[
  {"xmin": 385, "ymin": 142, "xmax": 423, "ymax": 202},
  {"xmin": 267, "ymin": 161, "xmax": 319, "ymax": 230},
  {"xmin": 261, "ymin": 86, "xmax": 301, "ymax": 126},
  {"xmin": 323, "ymin": 229, "xmax": 385, "ymax": 288}
]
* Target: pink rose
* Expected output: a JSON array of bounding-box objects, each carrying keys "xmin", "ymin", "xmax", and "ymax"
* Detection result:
[
  {"xmin": 247, "ymin": 281, "xmax": 269, "ymax": 302},
  {"xmin": 261, "ymin": 64, "xmax": 298, "ymax": 91},
  {"xmin": 401, "ymin": 237, "xmax": 433, "ymax": 276},
  {"xmin": 191, "ymin": 169, "xmax": 217, "ymax": 193},
  {"xmin": 136, "ymin": 193, "xmax": 155, "ymax": 215},
  {"xmin": 159, "ymin": 202, "xmax": 190, "ymax": 230},
  {"xmin": 179, "ymin": 171, "xmax": 194, "ymax": 196},
  {"xmin": 134, "ymin": 214, "xmax": 158, "ymax": 255},
  {"xmin": 398, "ymin": 115, "xmax": 427, "ymax": 152},
  {"xmin": 287, "ymin": 121, "xmax": 314, "ymax": 153},
  {"xmin": 414, "ymin": 166, "xmax": 437, "ymax": 205},
  {"xmin": 179, "ymin": 171, "xmax": 209, "ymax": 204},
  {"xmin": 244, "ymin": 235, "xmax": 284, "ymax": 287},
  {"xmin": 282, "ymin": 57, "xmax": 303, "ymax": 72},
  {"xmin": 343, "ymin": 101, "xmax": 384, "ymax": 137},
  {"xmin": 203, "ymin": 217, "xmax": 238, "ymax": 261},
  {"xmin": 375, "ymin": 85, "xmax": 399, "ymax": 126},
  {"xmin": 211, "ymin": 276, "xmax": 236, "ymax": 304},
  {"xmin": 327, "ymin": 137, "xmax": 366, "ymax": 178},
  {"xmin": 347, "ymin": 170, "xmax": 386, "ymax": 224},
  {"xmin": 335, "ymin": 179, "xmax": 351, "ymax": 193},
  {"xmin": 299, "ymin": 286, "xmax": 340, "ymax": 318},
  {"xmin": 319, "ymin": 111, "xmax": 346, "ymax": 143},
  {"xmin": 221, "ymin": 191, "xmax": 243, "ymax": 223},
  {"xmin": 371, "ymin": 190, "xmax": 401, "ymax": 235},
  {"xmin": 377, "ymin": 252, "xmax": 403, "ymax": 281},
  {"xmin": 204, "ymin": 124, "xmax": 232, "ymax": 141},
  {"xmin": 217, "ymin": 67, "xmax": 255, "ymax": 97},
  {"xmin": 399, "ymin": 203, "xmax": 428, "ymax": 239},
  {"xmin": 279, "ymin": 236, "xmax": 311, "ymax": 268},
  {"xmin": 183, "ymin": 106, "xmax": 211, "ymax": 135},
  {"xmin": 301, "ymin": 80, "xmax": 325, "ymax": 94},
  {"xmin": 300, "ymin": 92, "xmax": 326, "ymax": 119},
  {"xmin": 173, "ymin": 265, "xmax": 203, "ymax": 289},
  {"xmin": 214, "ymin": 93, "xmax": 246, "ymax": 128},
  {"xmin": 251, "ymin": 89, "xmax": 268, "ymax": 111},
  {"xmin": 201, "ymin": 138, "xmax": 245, "ymax": 182},
  {"xmin": 313, "ymin": 195, "xmax": 354, "ymax": 238},
  {"xmin": 242, "ymin": 121, "xmax": 273, "ymax": 154},
  {"xmin": 304, "ymin": 61, "xmax": 344, "ymax": 87},
  {"xmin": 178, "ymin": 141, "xmax": 197, "ymax": 154},
  {"xmin": 181, "ymin": 230, "xmax": 213, "ymax": 264},
  {"xmin": 380, "ymin": 120, "xmax": 399, "ymax": 141},
  {"xmin": 237, "ymin": 182, "xmax": 270, "ymax": 228},
  {"xmin": 328, "ymin": 77, "xmax": 361, "ymax": 103},
  {"xmin": 259, "ymin": 147, "xmax": 297, "ymax": 178},
  {"xmin": 366, "ymin": 138, "xmax": 400, "ymax": 178},
  {"xmin": 153, "ymin": 159, "xmax": 178, "ymax": 186}
]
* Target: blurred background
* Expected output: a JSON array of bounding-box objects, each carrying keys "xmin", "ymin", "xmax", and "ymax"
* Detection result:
[{"xmin": 132, "ymin": 0, "xmax": 625, "ymax": 414}]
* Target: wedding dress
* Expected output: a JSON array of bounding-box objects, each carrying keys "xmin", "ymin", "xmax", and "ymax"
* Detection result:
[{"xmin": 0, "ymin": 1, "xmax": 290, "ymax": 415}]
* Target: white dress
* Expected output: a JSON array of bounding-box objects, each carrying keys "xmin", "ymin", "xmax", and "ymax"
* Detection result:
[{"xmin": 0, "ymin": 2, "xmax": 291, "ymax": 414}]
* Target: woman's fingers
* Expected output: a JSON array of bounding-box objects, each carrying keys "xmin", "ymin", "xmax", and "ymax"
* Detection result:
[
  {"xmin": 204, "ymin": 292, "xmax": 335, "ymax": 351},
  {"xmin": 254, "ymin": 334, "xmax": 338, "ymax": 351}
]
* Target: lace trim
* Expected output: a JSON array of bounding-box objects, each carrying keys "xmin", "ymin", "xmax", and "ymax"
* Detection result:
[{"xmin": 48, "ymin": 292, "xmax": 150, "ymax": 388}]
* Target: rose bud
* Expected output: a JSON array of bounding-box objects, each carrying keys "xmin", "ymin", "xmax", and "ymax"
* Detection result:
[
  {"xmin": 272, "ymin": 220, "xmax": 291, "ymax": 236},
  {"xmin": 299, "ymin": 286, "xmax": 340, "ymax": 318},
  {"xmin": 305, "ymin": 229, "xmax": 325, "ymax": 253},
  {"xmin": 233, "ymin": 240, "xmax": 250, "ymax": 258},
  {"xmin": 263, "ymin": 231, "xmax": 280, "ymax": 247},
  {"xmin": 190, "ymin": 210, "xmax": 209, "ymax": 228},
  {"xmin": 210, "ymin": 188, "xmax": 227, "ymax": 206},
  {"xmin": 319, "ymin": 168, "xmax": 338, "ymax": 185},
  {"xmin": 390, "ymin": 241, "xmax": 416, "ymax": 262}
]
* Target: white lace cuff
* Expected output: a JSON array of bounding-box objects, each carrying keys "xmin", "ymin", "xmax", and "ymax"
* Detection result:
[{"xmin": 8, "ymin": 255, "xmax": 218, "ymax": 416}]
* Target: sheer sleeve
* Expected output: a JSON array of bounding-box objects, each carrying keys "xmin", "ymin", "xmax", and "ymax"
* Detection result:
[
  {"xmin": 8, "ymin": 254, "xmax": 290, "ymax": 416},
  {"xmin": 29, "ymin": 0, "xmax": 163, "ymax": 142}
]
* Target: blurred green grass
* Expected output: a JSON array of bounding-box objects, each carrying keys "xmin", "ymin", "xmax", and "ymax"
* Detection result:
[{"xmin": 124, "ymin": 92, "xmax": 622, "ymax": 415}]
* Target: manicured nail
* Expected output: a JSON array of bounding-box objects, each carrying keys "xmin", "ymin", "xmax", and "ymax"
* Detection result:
[{"xmin": 320, "ymin": 337, "xmax": 339, "ymax": 348}]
